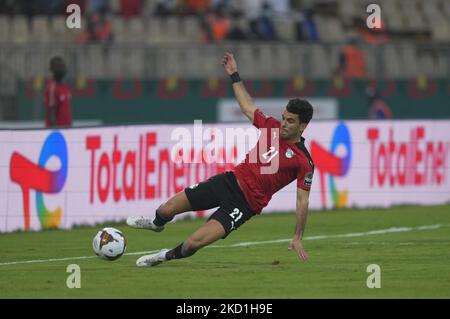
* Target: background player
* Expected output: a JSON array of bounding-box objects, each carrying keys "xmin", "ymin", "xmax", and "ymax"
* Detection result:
[{"xmin": 44, "ymin": 56, "xmax": 73, "ymax": 128}]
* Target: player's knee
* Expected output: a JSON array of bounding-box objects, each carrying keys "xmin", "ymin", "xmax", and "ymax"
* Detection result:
[
  {"xmin": 158, "ymin": 201, "xmax": 173, "ymax": 216},
  {"xmin": 186, "ymin": 236, "xmax": 205, "ymax": 251}
]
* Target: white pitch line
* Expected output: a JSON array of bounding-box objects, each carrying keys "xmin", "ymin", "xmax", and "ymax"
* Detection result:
[
  {"xmin": 0, "ymin": 223, "xmax": 447, "ymax": 267},
  {"xmin": 0, "ymin": 251, "xmax": 160, "ymax": 266}
]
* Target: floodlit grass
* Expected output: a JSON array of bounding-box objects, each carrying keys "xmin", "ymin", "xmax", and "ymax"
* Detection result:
[{"xmin": 1, "ymin": 205, "xmax": 450, "ymax": 298}]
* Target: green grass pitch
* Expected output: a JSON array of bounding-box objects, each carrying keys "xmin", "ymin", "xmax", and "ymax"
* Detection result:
[{"xmin": 1, "ymin": 205, "xmax": 450, "ymax": 298}]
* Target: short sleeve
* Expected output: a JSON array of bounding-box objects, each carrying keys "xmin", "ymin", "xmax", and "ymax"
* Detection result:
[
  {"xmin": 297, "ymin": 162, "xmax": 314, "ymax": 191},
  {"xmin": 252, "ymin": 109, "xmax": 280, "ymax": 129}
]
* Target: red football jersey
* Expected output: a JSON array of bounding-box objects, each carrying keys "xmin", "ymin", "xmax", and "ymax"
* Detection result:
[
  {"xmin": 233, "ymin": 109, "xmax": 314, "ymax": 214},
  {"xmin": 44, "ymin": 80, "xmax": 73, "ymax": 128}
]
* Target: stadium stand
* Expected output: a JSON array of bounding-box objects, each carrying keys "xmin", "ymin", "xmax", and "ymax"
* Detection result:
[
  {"xmin": 0, "ymin": 0, "xmax": 449, "ymax": 122},
  {"xmin": 0, "ymin": 0, "xmax": 448, "ymax": 79}
]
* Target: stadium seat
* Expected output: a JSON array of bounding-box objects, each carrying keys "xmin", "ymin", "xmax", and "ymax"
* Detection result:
[
  {"xmin": 401, "ymin": 2, "xmax": 428, "ymax": 33},
  {"xmin": 400, "ymin": 44, "xmax": 418, "ymax": 78},
  {"xmin": 31, "ymin": 16, "xmax": 51, "ymax": 43},
  {"xmin": 310, "ymin": 44, "xmax": 331, "ymax": 78},
  {"xmin": 127, "ymin": 18, "xmax": 145, "ymax": 43},
  {"xmin": 338, "ymin": 0, "xmax": 357, "ymax": 24},
  {"xmin": 327, "ymin": 18, "xmax": 346, "ymax": 42},
  {"xmin": 11, "ymin": 16, "xmax": 29, "ymax": 44},
  {"xmin": 165, "ymin": 17, "xmax": 181, "ymax": 43},
  {"xmin": 273, "ymin": 44, "xmax": 292, "ymax": 76},
  {"xmin": 183, "ymin": 47, "xmax": 202, "ymax": 77},
  {"xmin": 435, "ymin": 51, "xmax": 448, "ymax": 78},
  {"xmin": 421, "ymin": 0, "xmax": 442, "ymax": 24},
  {"xmin": 417, "ymin": 53, "xmax": 436, "ymax": 77},
  {"xmin": 179, "ymin": 16, "xmax": 201, "ymax": 43},
  {"xmin": 431, "ymin": 19, "xmax": 450, "ymax": 41},
  {"xmin": 126, "ymin": 47, "xmax": 145, "ymax": 77},
  {"xmin": 79, "ymin": 45, "xmax": 105, "ymax": 78},
  {"xmin": 193, "ymin": 45, "xmax": 216, "ymax": 78},
  {"xmin": 0, "ymin": 15, "xmax": 10, "ymax": 43},
  {"xmin": 110, "ymin": 0, "xmax": 121, "ymax": 14},
  {"xmin": 442, "ymin": 0, "xmax": 450, "ymax": 17},
  {"xmin": 9, "ymin": 48, "xmax": 26, "ymax": 78},
  {"xmin": 106, "ymin": 47, "xmax": 123, "ymax": 77},
  {"xmin": 155, "ymin": 48, "xmax": 180, "ymax": 77},
  {"xmin": 146, "ymin": 18, "xmax": 164, "ymax": 44},
  {"xmin": 111, "ymin": 16, "xmax": 127, "ymax": 43},
  {"xmin": 289, "ymin": 45, "xmax": 307, "ymax": 75},
  {"xmin": 51, "ymin": 16, "xmax": 73, "ymax": 43},
  {"xmin": 25, "ymin": 47, "xmax": 47, "ymax": 77},
  {"xmin": 313, "ymin": 15, "xmax": 327, "ymax": 41},
  {"xmin": 362, "ymin": 45, "xmax": 377, "ymax": 78},
  {"xmin": 383, "ymin": 45, "xmax": 401, "ymax": 78},
  {"xmin": 258, "ymin": 44, "xmax": 273, "ymax": 76},
  {"xmin": 236, "ymin": 45, "xmax": 257, "ymax": 78},
  {"xmin": 272, "ymin": 15, "xmax": 296, "ymax": 42}
]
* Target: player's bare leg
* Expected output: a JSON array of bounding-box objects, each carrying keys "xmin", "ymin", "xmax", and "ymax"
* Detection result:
[
  {"xmin": 126, "ymin": 190, "xmax": 192, "ymax": 231},
  {"xmin": 136, "ymin": 220, "xmax": 226, "ymax": 267},
  {"xmin": 157, "ymin": 190, "xmax": 193, "ymax": 219}
]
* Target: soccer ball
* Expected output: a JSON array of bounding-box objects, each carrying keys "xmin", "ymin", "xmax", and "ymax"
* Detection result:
[{"xmin": 92, "ymin": 227, "xmax": 127, "ymax": 261}]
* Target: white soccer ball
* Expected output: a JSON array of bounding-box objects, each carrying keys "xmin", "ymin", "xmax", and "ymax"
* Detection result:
[{"xmin": 92, "ymin": 227, "xmax": 127, "ymax": 261}]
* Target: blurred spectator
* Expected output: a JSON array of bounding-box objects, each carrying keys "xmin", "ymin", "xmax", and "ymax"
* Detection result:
[
  {"xmin": 77, "ymin": 10, "xmax": 113, "ymax": 43},
  {"xmin": 93, "ymin": 12, "xmax": 113, "ymax": 43},
  {"xmin": 203, "ymin": 4, "xmax": 231, "ymax": 42},
  {"xmin": 367, "ymin": 87, "xmax": 393, "ymax": 120},
  {"xmin": 295, "ymin": 9, "xmax": 319, "ymax": 41},
  {"xmin": 153, "ymin": 0, "xmax": 177, "ymax": 16},
  {"xmin": 226, "ymin": 15, "xmax": 249, "ymax": 41},
  {"xmin": 120, "ymin": 0, "xmax": 142, "ymax": 18},
  {"xmin": 241, "ymin": 0, "xmax": 262, "ymax": 20},
  {"xmin": 249, "ymin": 1, "xmax": 277, "ymax": 40},
  {"xmin": 210, "ymin": 0, "xmax": 230, "ymax": 11},
  {"xmin": 184, "ymin": 0, "xmax": 210, "ymax": 15},
  {"xmin": 87, "ymin": 0, "xmax": 108, "ymax": 14},
  {"xmin": 358, "ymin": 18, "xmax": 389, "ymax": 45},
  {"xmin": 0, "ymin": 0, "xmax": 15, "ymax": 14},
  {"xmin": 339, "ymin": 38, "xmax": 368, "ymax": 78},
  {"xmin": 44, "ymin": 56, "xmax": 73, "ymax": 128}
]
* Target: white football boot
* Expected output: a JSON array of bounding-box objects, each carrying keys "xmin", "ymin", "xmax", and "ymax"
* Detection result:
[
  {"xmin": 126, "ymin": 216, "xmax": 165, "ymax": 232},
  {"xmin": 136, "ymin": 249, "xmax": 170, "ymax": 267}
]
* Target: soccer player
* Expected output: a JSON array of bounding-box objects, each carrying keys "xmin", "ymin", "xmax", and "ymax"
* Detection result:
[
  {"xmin": 44, "ymin": 56, "xmax": 73, "ymax": 128},
  {"xmin": 127, "ymin": 52, "xmax": 314, "ymax": 267}
]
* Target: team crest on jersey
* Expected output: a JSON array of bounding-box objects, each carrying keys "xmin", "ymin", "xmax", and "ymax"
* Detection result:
[
  {"xmin": 285, "ymin": 148, "xmax": 294, "ymax": 158},
  {"xmin": 304, "ymin": 172, "xmax": 313, "ymax": 187}
]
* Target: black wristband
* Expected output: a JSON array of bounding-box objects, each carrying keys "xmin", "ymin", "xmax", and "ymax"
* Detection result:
[{"xmin": 230, "ymin": 72, "xmax": 241, "ymax": 84}]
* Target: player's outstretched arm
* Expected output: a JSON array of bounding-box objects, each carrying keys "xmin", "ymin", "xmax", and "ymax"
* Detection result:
[
  {"xmin": 222, "ymin": 52, "xmax": 257, "ymax": 122},
  {"xmin": 288, "ymin": 188, "xmax": 310, "ymax": 261}
]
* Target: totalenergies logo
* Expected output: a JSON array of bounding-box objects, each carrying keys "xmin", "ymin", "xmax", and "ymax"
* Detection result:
[
  {"xmin": 311, "ymin": 123, "xmax": 352, "ymax": 208},
  {"xmin": 10, "ymin": 132, "xmax": 68, "ymax": 230}
]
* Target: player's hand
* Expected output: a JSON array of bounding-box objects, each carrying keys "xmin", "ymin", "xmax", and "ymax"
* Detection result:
[
  {"xmin": 288, "ymin": 237, "xmax": 308, "ymax": 261},
  {"xmin": 222, "ymin": 52, "xmax": 238, "ymax": 75}
]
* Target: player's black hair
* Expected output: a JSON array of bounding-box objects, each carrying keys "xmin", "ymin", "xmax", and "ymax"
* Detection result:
[
  {"xmin": 286, "ymin": 98, "xmax": 314, "ymax": 124},
  {"xmin": 49, "ymin": 56, "xmax": 67, "ymax": 81},
  {"xmin": 50, "ymin": 56, "xmax": 64, "ymax": 68}
]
